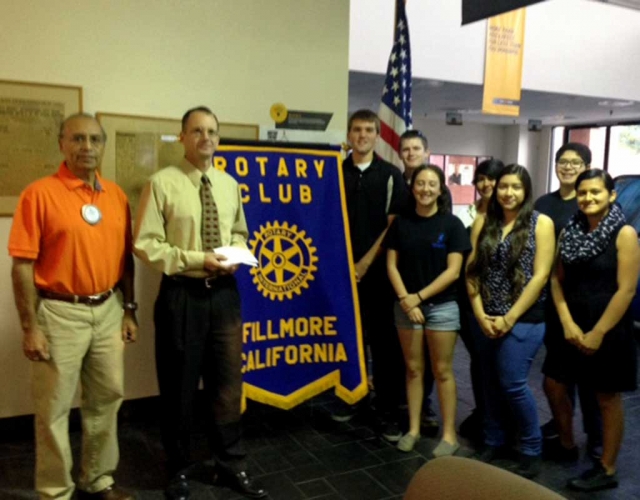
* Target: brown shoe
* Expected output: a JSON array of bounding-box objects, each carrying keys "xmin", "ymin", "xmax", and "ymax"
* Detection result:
[{"xmin": 77, "ymin": 485, "xmax": 134, "ymax": 500}]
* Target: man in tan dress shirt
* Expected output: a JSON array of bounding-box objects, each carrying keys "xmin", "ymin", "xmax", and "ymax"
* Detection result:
[{"xmin": 134, "ymin": 106, "xmax": 266, "ymax": 500}]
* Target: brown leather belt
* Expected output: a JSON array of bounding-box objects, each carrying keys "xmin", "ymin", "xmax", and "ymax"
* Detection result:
[{"xmin": 38, "ymin": 288, "xmax": 115, "ymax": 306}]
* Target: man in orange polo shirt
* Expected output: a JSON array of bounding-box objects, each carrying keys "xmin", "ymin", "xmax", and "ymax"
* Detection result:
[{"xmin": 8, "ymin": 113, "xmax": 137, "ymax": 500}]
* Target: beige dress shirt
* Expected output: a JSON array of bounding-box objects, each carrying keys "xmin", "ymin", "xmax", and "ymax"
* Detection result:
[{"xmin": 133, "ymin": 158, "xmax": 248, "ymax": 277}]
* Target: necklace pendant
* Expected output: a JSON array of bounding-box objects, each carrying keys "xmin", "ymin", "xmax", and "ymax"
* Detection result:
[{"xmin": 82, "ymin": 204, "xmax": 102, "ymax": 225}]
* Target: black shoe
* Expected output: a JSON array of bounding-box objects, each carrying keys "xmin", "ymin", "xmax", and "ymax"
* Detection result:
[
  {"xmin": 77, "ymin": 485, "xmax": 133, "ymax": 500},
  {"xmin": 459, "ymin": 410, "xmax": 483, "ymax": 442},
  {"xmin": 165, "ymin": 474, "xmax": 189, "ymax": 500},
  {"xmin": 331, "ymin": 402, "xmax": 359, "ymax": 422},
  {"xmin": 227, "ymin": 470, "xmax": 268, "ymax": 499},
  {"xmin": 540, "ymin": 419, "xmax": 558, "ymax": 440},
  {"xmin": 420, "ymin": 407, "xmax": 439, "ymax": 437},
  {"xmin": 473, "ymin": 445, "xmax": 509, "ymax": 463},
  {"xmin": 542, "ymin": 438, "xmax": 579, "ymax": 463},
  {"xmin": 514, "ymin": 454, "xmax": 541, "ymax": 479},
  {"xmin": 587, "ymin": 440, "xmax": 603, "ymax": 461},
  {"xmin": 381, "ymin": 421, "xmax": 402, "ymax": 443},
  {"xmin": 568, "ymin": 464, "xmax": 619, "ymax": 492}
]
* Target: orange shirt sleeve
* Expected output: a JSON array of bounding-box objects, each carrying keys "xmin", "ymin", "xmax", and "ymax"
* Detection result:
[{"xmin": 8, "ymin": 184, "xmax": 43, "ymax": 260}]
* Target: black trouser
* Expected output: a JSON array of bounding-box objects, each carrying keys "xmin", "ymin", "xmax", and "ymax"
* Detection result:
[
  {"xmin": 358, "ymin": 262, "xmax": 406, "ymax": 416},
  {"xmin": 154, "ymin": 274, "xmax": 246, "ymax": 476},
  {"xmin": 572, "ymin": 384, "xmax": 603, "ymax": 447},
  {"xmin": 458, "ymin": 306, "xmax": 485, "ymax": 417},
  {"xmin": 542, "ymin": 303, "xmax": 603, "ymax": 445}
]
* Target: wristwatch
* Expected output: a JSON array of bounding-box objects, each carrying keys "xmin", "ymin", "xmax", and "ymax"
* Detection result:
[{"xmin": 123, "ymin": 302, "xmax": 138, "ymax": 311}]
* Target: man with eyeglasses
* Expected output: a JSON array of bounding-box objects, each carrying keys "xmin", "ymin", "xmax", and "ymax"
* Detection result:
[
  {"xmin": 134, "ymin": 106, "xmax": 266, "ymax": 500},
  {"xmin": 9, "ymin": 113, "xmax": 138, "ymax": 500},
  {"xmin": 535, "ymin": 142, "xmax": 603, "ymax": 464}
]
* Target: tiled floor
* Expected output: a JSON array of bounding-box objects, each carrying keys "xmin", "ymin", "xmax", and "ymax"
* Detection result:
[{"xmin": 1, "ymin": 341, "xmax": 639, "ymax": 500}]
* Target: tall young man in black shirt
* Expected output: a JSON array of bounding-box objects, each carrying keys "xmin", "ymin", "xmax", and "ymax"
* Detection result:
[{"xmin": 334, "ymin": 109, "xmax": 407, "ymax": 442}]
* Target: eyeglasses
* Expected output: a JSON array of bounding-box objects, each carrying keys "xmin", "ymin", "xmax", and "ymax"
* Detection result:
[
  {"xmin": 62, "ymin": 134, "xmax": 105, "ymax": 146},
  {"xmin": 188, "ymin": 127, "xmax": 219, "ymax": 138},
  {"xmin": 556, "ymin": 159, "xmax": 584, "ymax": 168}
]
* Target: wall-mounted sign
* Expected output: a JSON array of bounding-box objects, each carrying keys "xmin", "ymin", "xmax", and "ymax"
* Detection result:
[
  {"xmin": 482, "ymin": 8, "xmax": 526, "ymax": 117},
  {"xmin": 276, "ymin": 110, "xmax": 333, "ymax": 131}
]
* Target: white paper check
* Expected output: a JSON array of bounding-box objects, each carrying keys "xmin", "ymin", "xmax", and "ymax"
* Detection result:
[{"xmin": 214, "ymin": 246, "xmax": 258, "ymax": 267}]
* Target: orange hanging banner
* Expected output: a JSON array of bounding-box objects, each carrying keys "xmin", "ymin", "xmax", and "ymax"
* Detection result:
[{"xmin": 482, "ymin": 8, "xmax": 526, "ymax": 117}]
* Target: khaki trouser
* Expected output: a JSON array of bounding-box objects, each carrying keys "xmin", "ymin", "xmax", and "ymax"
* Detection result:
[{"xmin": 32, "ymin": 294, "xmax": 124, "ymax": 500}]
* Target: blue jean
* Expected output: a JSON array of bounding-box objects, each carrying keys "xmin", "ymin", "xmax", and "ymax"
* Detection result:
[{"xmin": 481, "ymin": 322, "xmax": 545, "ymax": 456}]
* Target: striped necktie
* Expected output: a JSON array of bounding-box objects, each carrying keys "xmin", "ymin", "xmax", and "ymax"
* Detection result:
[{"xmin": 200, "ymin": 174, "xmax": 222, "ymax": 251}]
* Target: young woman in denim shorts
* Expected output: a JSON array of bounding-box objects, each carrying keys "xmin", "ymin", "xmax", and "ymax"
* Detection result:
[{"xmin": 386, "ymin": 164, "xmax": 470, "ymax": 455}]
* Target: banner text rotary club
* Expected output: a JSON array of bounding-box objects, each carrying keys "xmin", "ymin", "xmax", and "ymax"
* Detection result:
[{"xmin": 214, "ymin": 155, "xmax": 326, "ymax": 204}]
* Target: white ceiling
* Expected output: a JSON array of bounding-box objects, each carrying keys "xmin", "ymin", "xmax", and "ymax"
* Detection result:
[{"xmin": 348, "ymin": 71, "xmax": 640, "ymax": 127}]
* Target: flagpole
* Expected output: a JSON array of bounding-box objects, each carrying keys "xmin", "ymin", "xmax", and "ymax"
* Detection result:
[{"xmin": 376, "ymin": 0, "xmax": 413, "ymax": 168}]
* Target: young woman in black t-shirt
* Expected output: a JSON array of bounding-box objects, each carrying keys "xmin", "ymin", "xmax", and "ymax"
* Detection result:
[{"xmin": 386, "ymin": 165, "xmax": 470, "ymax": 455}]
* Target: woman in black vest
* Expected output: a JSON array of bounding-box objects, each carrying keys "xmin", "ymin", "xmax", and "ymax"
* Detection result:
[{"xmin": 551, "ymin": 169, "xmax": 639, "ymax": 492}]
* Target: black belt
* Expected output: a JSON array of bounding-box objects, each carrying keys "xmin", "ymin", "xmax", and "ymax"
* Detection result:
[
  {"xmin": 168, "ymin": 274, "xmax": 221, "ymax": 289},
  {"xmin": 38, "ymin": 288, "xmax": 115, "ymax": 306}
]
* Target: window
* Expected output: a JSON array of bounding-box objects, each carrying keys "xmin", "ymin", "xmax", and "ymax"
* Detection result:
[
  {"xmin": 548, "ymin": 122, "xmax": 640, "ymax": 191},
  {"xmin": 549, "ymin": 127, "xmax": 565, "ymax": 192},
  {"xmin": 608, "ymin": 125, "xmax": 640, "ymax": 179}
]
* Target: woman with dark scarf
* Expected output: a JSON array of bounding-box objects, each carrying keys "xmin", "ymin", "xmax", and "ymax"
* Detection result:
[{"xmin": 551, "ymin": 169, "xmax": 639, "ymax": 492}]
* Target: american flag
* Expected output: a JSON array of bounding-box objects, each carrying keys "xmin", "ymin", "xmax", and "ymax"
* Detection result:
[{"xmin": 376, "ymin": 0, "xmax": 412, "ymax": 167}]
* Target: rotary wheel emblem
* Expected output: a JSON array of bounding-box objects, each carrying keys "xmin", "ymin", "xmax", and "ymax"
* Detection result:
[{"xmin": 249, "ymin": 221, "xmax": 318, "ymax": 301}]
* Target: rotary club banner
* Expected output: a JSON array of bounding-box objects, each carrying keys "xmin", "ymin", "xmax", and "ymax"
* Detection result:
[
  {"xmin": 482, "ymin": 8, "xmax": 527, "ymax": 117},
  {"xmin": 214, "ymin": 144, "xmax": 368, "ymax": 409}
]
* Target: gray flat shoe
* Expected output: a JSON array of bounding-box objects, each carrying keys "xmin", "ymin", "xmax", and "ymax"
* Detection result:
[
  {"xmin": 432, "ymin": 439, "xmax": 460, "ymax": 457},
  {"xmin": 397, "ymin": 433, "xmax": 420, "ymax": 452}
]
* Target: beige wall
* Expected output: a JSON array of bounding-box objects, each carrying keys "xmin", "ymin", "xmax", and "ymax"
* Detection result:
[
  {"xmin": 409, "ymin": 119, "xmax": 553, "ymax": 208},
  {"xmin": 0, "ymin": 0, "xmax": 350, "ymax": 418},
  {"xmin": 412, "ymin": 118, "xmax": 507, "ymax": 159}
]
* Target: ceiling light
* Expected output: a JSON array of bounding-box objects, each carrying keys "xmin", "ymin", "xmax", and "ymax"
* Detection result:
[
  {"xmin": 415, "ymin": 79, "xmax": 444, "ymax": 88},
  {"xmin": 598, "ymin": 100, "xmax": 635, "ymax": 107},
  {"xmin": 425, "ymin": 79, "xmax": 444, "ymax": 87},
  {"xmin": 455, "ymin": 108, "xmax": 483, "ymax": 114}
]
